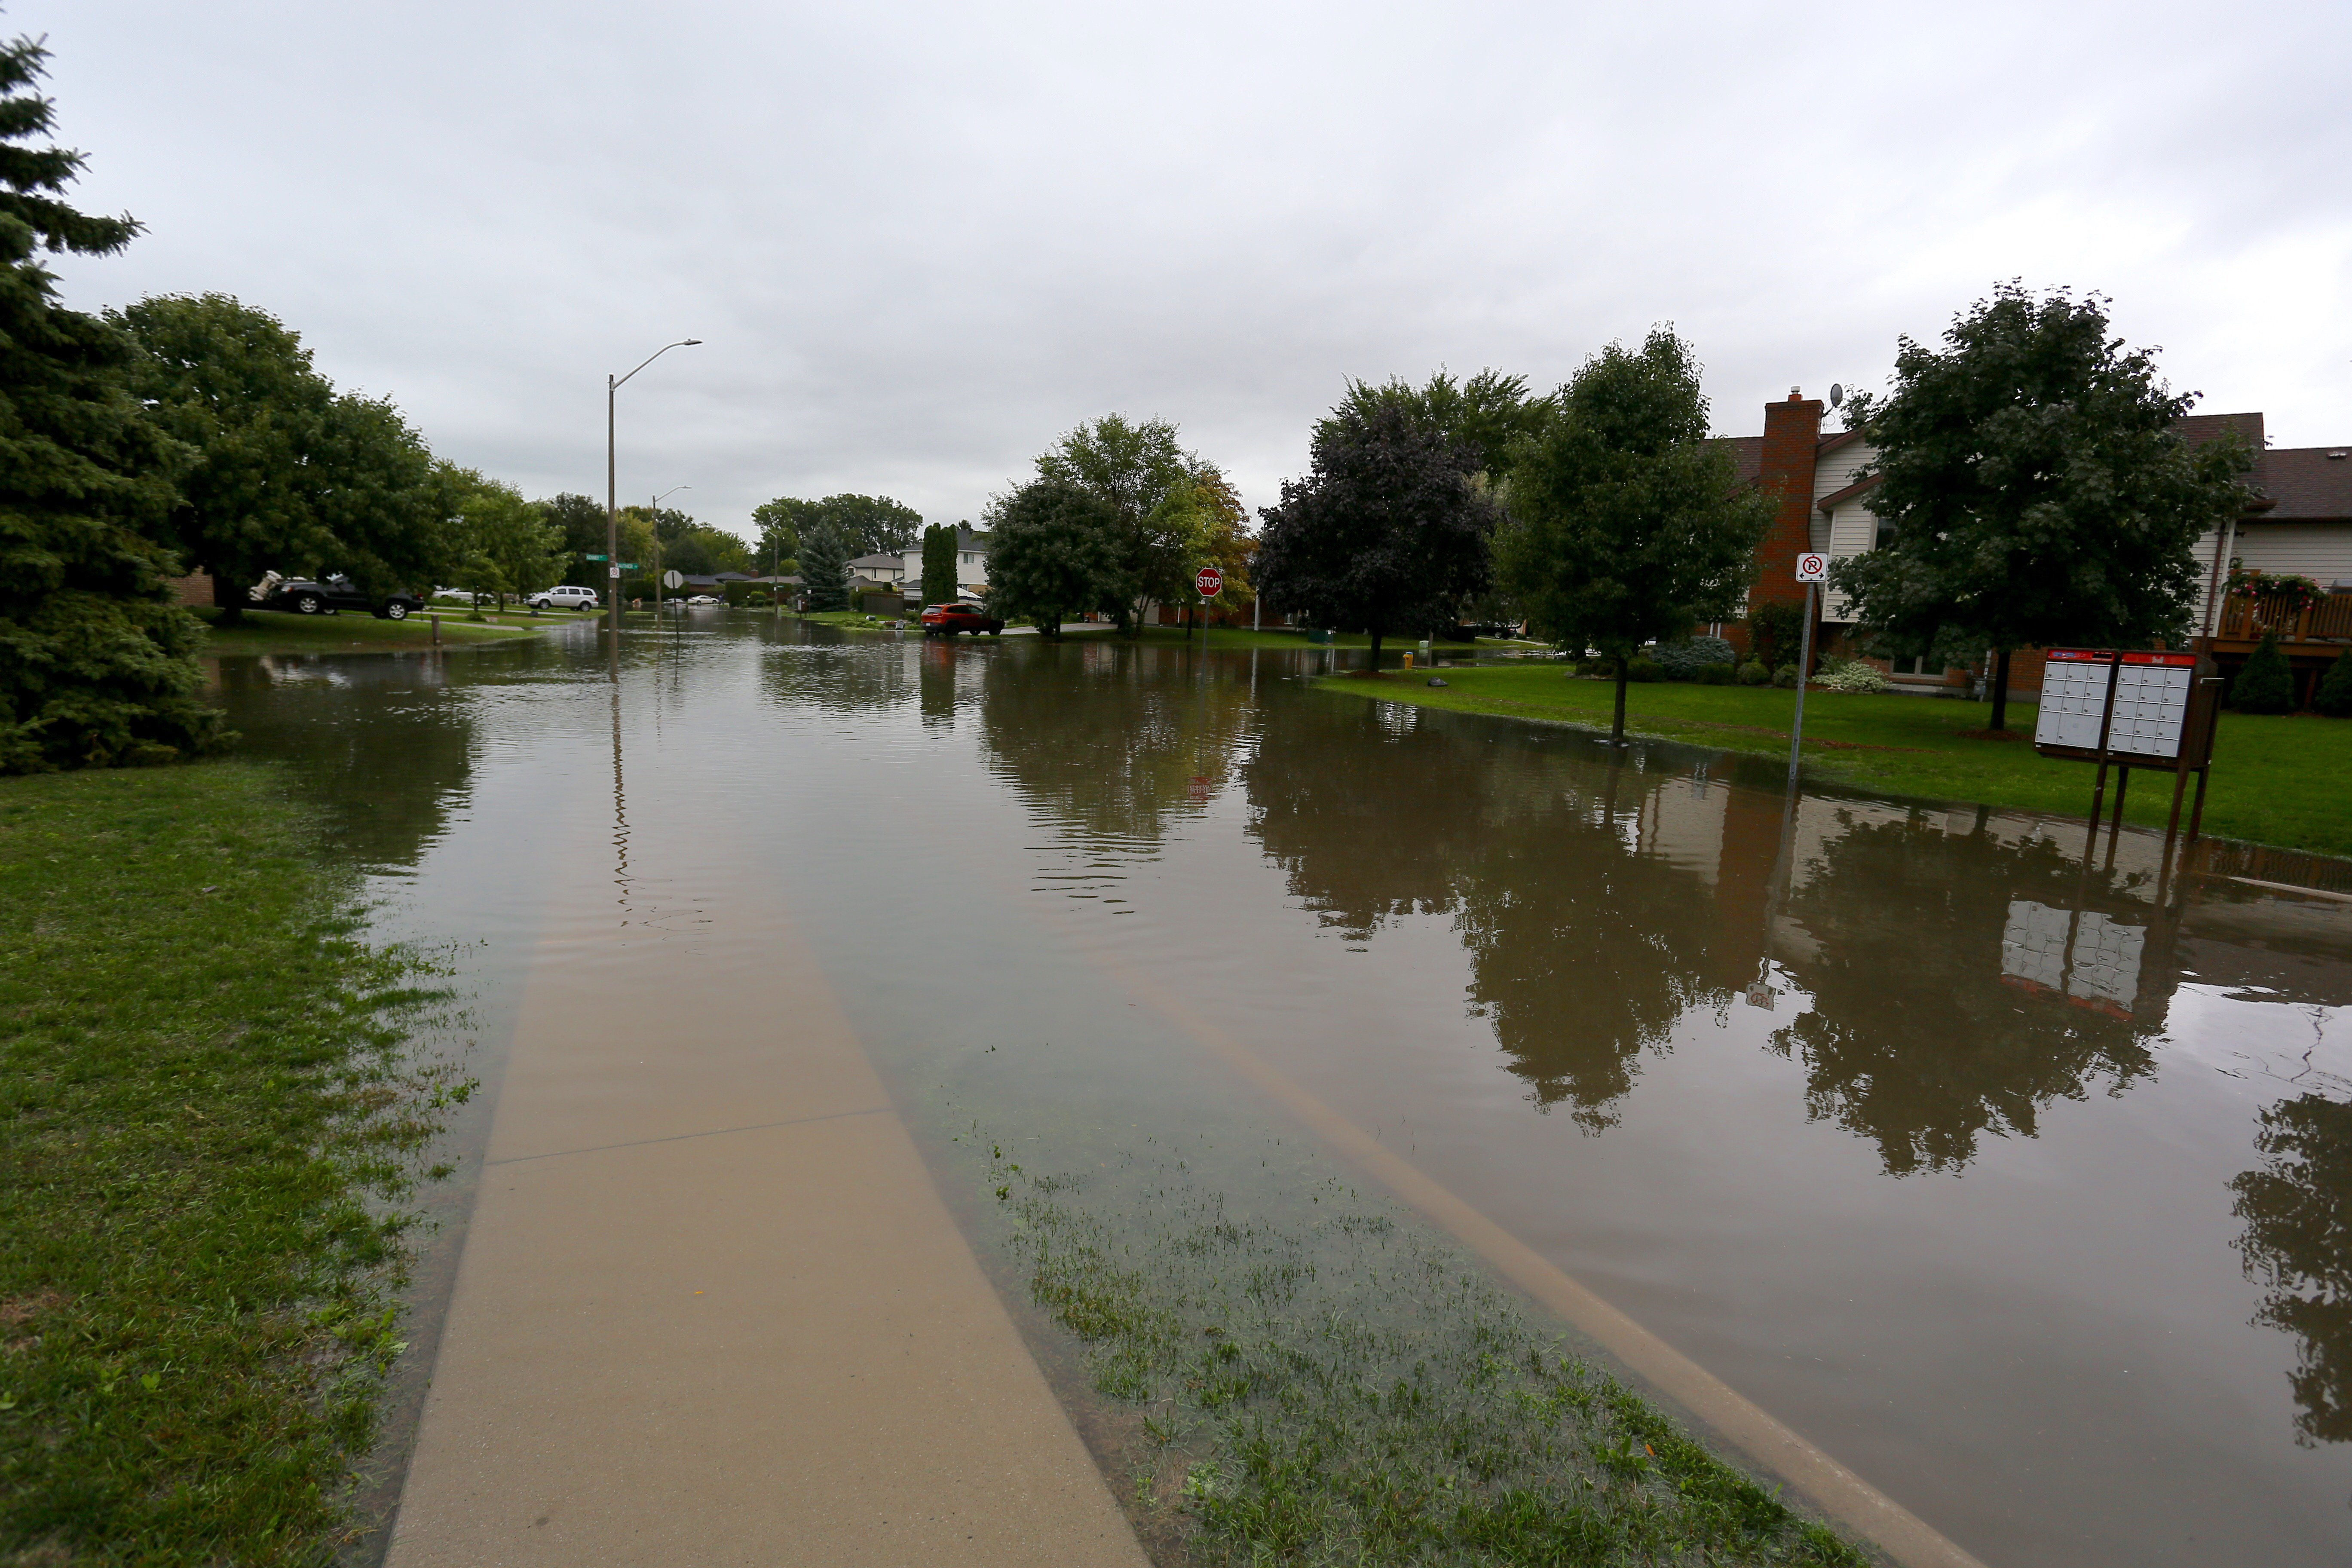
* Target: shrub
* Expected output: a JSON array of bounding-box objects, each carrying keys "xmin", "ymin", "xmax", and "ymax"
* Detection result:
[
  {"xmin": 1814, "ymin": 659, "xmax": 1892, "ymax": 694},
  {"xmin": 1771, "ymin": 663, "xmax": 1799, "ymax": 689},
  {"xmin": 2232, "ymin": 631, "xmax": 2296, "ymax": 714},
  {"xmin": 1652, "ymin": 635, "xmax": 1737, "ymax": 680},
  {"xmin": 2317, "ymin": 647, "xmax": 2352, "ymax": 718},
  {"xmin": 1626, "ymin": 658, "xmax": 1663, "ymax": 683},
  {"xmin": 1737, "ymin": 661, "xmax": 1769, "ymax": 686},
  {"xmin": 1746, "ymin": 601, "xmax": 1807, "ymax": 671},
  {"xmin": 1696, "ymin": 663, "xmax": 1735, "ymax": 685},
  {"xmin": 1574, "ymin": 656, "xmax": 1614, "ymax": 677}
]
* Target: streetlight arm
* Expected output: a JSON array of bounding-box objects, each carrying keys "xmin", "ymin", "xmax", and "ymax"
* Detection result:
[{"xmin": 611, "ymin": 338, "xmax": 702, "ymax": 392}]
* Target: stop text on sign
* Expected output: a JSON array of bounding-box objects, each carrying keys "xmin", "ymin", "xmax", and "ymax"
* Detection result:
[{"xmin": 1195, "ymin": 565, "xmax": 1224, "ymax": 597}]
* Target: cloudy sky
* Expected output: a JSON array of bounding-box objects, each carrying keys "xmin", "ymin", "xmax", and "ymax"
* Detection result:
[{"xmin": 36, "ymin": 0, "xmax": 2352, "ymax": 539}]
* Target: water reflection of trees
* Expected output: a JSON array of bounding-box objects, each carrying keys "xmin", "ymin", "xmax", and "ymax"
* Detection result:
[
  {"xmin": 211, "ymin": 656, "xmax": 475, "ymax": 871},
  {"xmin": 1770, "ymin": 817, "xmax": 2159, "ymax": 1176},
  {"xmin": 977, "ymin": 644, "xmax": 1253, "ymax": 842},
  {"xmin": 2233, "ymin": 1092, "xmax": 2352, "ymax": 1447},
  {"xmin": 1245, "ymin": 703, "xmax": 1723, "ymax": 1129}
]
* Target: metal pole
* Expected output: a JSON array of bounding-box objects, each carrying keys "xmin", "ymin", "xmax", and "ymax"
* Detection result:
[
  {"xmin": 2084, "ymin": 655, "xmax": 2123, "ymax": 855},
  {"xmin": 606, "ymin": 375, "xmax": 618, "ymax": 635},
  {"xmin": 1784, "ymin": 582, "xmax": 1816, "ymax": 788}
]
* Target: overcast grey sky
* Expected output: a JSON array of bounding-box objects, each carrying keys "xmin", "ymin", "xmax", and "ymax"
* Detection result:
[{"xmin": 36, "ymin": 0, "xmax": 2352, "ymax": 540}]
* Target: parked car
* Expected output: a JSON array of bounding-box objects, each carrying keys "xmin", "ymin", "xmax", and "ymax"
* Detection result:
[
  {"xmin": 251, "ymin": 574, "xmax": 426, "ymax": 620},
  {"xmin": 921, "ymin": 602, "xmax": 1004, "ymax": 636},
  {"xmin": 527, "ymin": 585, "xmax": 603, "ymax": 611},
  {"xmin": 686, "ymin": 594, "xmax": 720, "ymax": 606}
]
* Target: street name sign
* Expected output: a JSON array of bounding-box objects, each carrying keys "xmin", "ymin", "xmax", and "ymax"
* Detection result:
[
  {"xmin": 1795, "ymin": 553, "xmax": 1828, "ymax": 582},
  {"xmin": 1195, "ymin": 565, "xmax": 1224, "ymax": 597}
]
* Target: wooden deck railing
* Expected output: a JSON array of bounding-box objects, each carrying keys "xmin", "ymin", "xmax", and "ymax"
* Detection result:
[{"xmin": 2216, "ymin": 593, "xmax": 2352, "ymax": 644}]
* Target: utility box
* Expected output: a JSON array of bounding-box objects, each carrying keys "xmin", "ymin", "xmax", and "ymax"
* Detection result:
[{"xmin": 2032, "ymin": 649, "xmax": 2220, "ymax": 770}]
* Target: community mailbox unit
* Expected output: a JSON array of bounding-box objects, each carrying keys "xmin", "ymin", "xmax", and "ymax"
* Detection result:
[
  {"xmin": 2032, "ymin": 648, "xmax": 2223, "ymax": 849},
  {"xmin": 2031, "ymin": 649, "xmax": 2219, "ymax": 766}
]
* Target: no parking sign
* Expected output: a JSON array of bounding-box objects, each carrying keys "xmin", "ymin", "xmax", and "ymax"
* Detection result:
[{"xmin": 1795, "ymin": 553, "xmax": 1828, "ymax": 582}]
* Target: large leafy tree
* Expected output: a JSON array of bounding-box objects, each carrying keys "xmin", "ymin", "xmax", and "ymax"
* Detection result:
[
  {"xmin": 0, "ymin": 35, "xmax": 225, "ymax": 772},
  {"xmin": 1255, "ymin": 401, "xmax": 1497, "ymax": 669},
  {"xmin": 1496, "ymin": 328, "xmax": 1772, "ymax": 743},
  {"xmin": 541, "ymin": 491, "xmax": 606, "ymax": 567},
  {"xmin": 1034, "ymin": 413, "xmax": 1207, "ymax": 634},
  {"xmin": 309, "ymin": 392, "xmax": 464, "ymax": 600},
  {"xmin": 111, "ymin": 293, "xmax": 336, "ymax": 619},
  {"xmin": 116, "ymin": 293, "xmax": 463, "ymax": 611},
  {"xmin": 1316, "ymin": 368, "xmax": 1553, "ymax": 481},
  {"xmin": 455, "ymin": 472, "xmax": 560, "ymax": 609},
  {"xmin": 1833, "ymin": 284, "xmax": 2253, "ymax": 733},
  {"xmin": 2233, "ymin": 1092, "xmax": 2352, "ymax": 1446},
  {"xmin": 983, "ymin": 479, "xmax": 1118, "ymax": 637},
  {"xmin": 753, "ymin": 493, "xmax": 920, "ymax": 559}
]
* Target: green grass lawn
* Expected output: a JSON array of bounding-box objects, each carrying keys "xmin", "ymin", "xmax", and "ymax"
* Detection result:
[
  {"xmin": 194, "ymin": 604, "xmax": 572, "ymax": 656},
  {"xmin": 1051, "ymin": 623, "xmax": 1490, "ymax": 651},
  {"xmin": 789, "ymin": 608, "xmax": 912, "ymax": 633},
  {"xmin": 1322, "ymin": 665, "xmax": 2352, "ymax": 858},
  {"xmin": 0, "ymin": 762, "xmax": 463, "ymax": 1564}
]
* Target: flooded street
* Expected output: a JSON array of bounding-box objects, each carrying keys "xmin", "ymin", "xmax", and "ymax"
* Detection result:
[{"xmin": 217, "ymin": 614, "xmax": 2352, "ymax": 1567}]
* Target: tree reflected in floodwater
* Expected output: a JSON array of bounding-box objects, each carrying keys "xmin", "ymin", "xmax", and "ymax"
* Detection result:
[
  {"xmin": 2233, "ymin": 1091, "xmax": 2352, "ymax": 1447},
  {"xmin": 1770, "ymin": 814, "xmax": 2161, "ymax": 1176}
]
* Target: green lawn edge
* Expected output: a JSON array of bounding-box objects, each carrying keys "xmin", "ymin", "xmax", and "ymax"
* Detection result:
[
  {"xmin": 1317, "ymin": 665, "xmax": 2352, "ymax": 859},
  {"xmin": 0, "ymin": 760, "xmax": 464, "ymax": 1564},
  {"xmin": 193, "ymin": 604, "xmax": 577, "ymax": 656}
]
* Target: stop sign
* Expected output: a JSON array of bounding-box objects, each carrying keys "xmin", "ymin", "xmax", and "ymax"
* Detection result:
[{"xmin": 1195, "ymin": 565, "xmax": 1224, "ymax": 597}]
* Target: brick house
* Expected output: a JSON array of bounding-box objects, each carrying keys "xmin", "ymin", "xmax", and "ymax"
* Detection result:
[{"xmin": 1721, "ymin": 392, "xmax": 2352, "ymax": 701}]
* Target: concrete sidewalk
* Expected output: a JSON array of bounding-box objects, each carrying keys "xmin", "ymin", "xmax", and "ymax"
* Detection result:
[{"xmin": 384, "ymin": 902, "xmax": 1146, "ymax": 1567}]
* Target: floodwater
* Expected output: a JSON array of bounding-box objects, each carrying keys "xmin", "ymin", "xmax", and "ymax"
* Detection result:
[{"xmin": 213, "ymin": 612, "xmax": 2352, "ymax": 1567}]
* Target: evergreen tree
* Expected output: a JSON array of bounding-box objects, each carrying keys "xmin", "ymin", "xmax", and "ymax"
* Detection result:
[
  {"xmin": 921, "ymin": 522, "xmax": 957, "ymax": 606},
  {"xmin": 1495, "ymin": 328, "xmax": 1773, "ymax": 744},
  {"xmin": 0, "ymin": 35, "xmax": 224, "ymax": 772},
  {"xmin": 2232, "ymin": 631, "xmax": 2295, "ymax": 714},
  {"xmin": 2316, "ymin": 646, "xmax": 2352, "ymax": 719},
  {"xmin": 983, "ymin": 480, "xmax": 1118, "ymax": 637},
  {"xmin": 799, "ymin": 522, "xmax": 852, "ymax": 610}
]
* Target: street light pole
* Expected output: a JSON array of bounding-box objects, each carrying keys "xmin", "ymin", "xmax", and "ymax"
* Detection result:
[
  {"xmin": 606, "ymin": 339, "xmax": 701, "ymax": 634},
  {"xmin": 649, "ymin": 484, "xmax": 689, "ymax": 621}
]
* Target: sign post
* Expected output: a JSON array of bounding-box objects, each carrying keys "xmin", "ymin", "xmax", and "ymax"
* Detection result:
[
  {"xmin": 1785, "ymin": 555, "xmax": 1827, "ymax": 787},
  {"xmin": 1194, "ymin": 565, "xmax": 1223, "ymax": 649}
]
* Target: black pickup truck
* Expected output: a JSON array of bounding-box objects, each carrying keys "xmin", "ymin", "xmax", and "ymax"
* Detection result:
[{"xmin": 251, "ymin": 575, "xmax": 427, "ymax": 620}]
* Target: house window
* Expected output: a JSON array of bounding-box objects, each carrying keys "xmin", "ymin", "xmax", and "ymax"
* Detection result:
[
  {"xmin": 1888, "ymin": 655, "xmax": 1936, "ymax": 678},
  {"xmin": 1874, "ymin": 518, "xmax": 1899, "ymax": 549},
  {"xmin": 962, "ymin": 553, "xmax": 975, "ymax": 564}
]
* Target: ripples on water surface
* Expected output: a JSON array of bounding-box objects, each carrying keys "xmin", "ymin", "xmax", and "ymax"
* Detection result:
[{"xmin": 214, "ymin": 614, "xmax": 2352, "ymax": 1567}]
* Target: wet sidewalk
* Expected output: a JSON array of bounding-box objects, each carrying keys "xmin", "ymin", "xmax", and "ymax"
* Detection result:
[{"xmin": 383, "ymin": 891, "xmax": 1145, "ymax": 1567}]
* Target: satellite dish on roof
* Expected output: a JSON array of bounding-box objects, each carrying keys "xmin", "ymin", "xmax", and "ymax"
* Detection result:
[{"xmin": 1828, "ymin": 383, "xmax": 1844, "ymax": 409}]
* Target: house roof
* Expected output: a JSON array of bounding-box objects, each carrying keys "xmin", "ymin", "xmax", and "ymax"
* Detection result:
[
  {"xmin": 2252, "ymin": 447, "xmax": 2352, "ymax": 522},
  {"xmin": 1817, "ymin": 472, "xmax": 1882, "ymax": 513},
  {"xmin": 847, "ymin": 553, "xmax": 903, "ymax": 570},
  {"xmin": 1715, "ymin": 435, "xmax": 1764, "ymax": 487},
  {"xmin": 713, "ymin": 571, "xmax": 755, "ymax": 582}
]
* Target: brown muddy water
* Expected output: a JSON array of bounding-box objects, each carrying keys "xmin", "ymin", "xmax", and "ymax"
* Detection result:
[{"xmin": 214, "ymin": 612, "xmax": 2352, "ymax": 1567}]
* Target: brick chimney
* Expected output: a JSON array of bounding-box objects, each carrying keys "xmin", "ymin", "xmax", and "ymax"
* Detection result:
[{"xmin": 1751, "ymin": 389, "xmax": 1822, "ymax": 608}]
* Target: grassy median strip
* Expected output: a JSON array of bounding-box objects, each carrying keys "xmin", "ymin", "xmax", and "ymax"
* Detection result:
[
  {"xmin": 194, "ymin": 605, "xmax": 560, "ymax": 656},
  {"xmin": 1321, "ymin": 665, "xmax": 2352, "ymax": 858},
  {"xmin": 987, "ymin": 1142, "xmax": 1863, "ymax": 1567},
  {"xmin": 0, "ymin": 763, "xmax": 466, "ymax": 1566}
]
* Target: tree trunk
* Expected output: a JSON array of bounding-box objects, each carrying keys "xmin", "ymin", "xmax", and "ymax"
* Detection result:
[
  {"xmin": 1366, "ymin": 622, "xmax": 1384, "ymax": 672},
  {"xmin": 1990, "ymin": 646, "xmax": 2013, "ymax": 734},
  {"xmin": 210, "ymin": 572, "xmax": 244, "ymax": 625},
  {"xmin": 1612, "ymin": 655, "xmax": 1630, "ymax": 744}
]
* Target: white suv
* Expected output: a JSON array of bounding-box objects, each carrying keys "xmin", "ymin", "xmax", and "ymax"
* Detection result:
[{"xmin": 528, "ymin": 585, "xmax": 603, "ymax": 610}]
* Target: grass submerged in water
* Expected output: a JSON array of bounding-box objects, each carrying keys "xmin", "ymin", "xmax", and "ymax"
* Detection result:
[{"xmin": 982, "ymin": 1140, "xmax": 1864, "ymax": 1567}]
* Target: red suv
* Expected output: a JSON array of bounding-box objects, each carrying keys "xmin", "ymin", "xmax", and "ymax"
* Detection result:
[{"xmin": 921, "ymin": 602, "xmax": 1004, "ymax": 637}]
